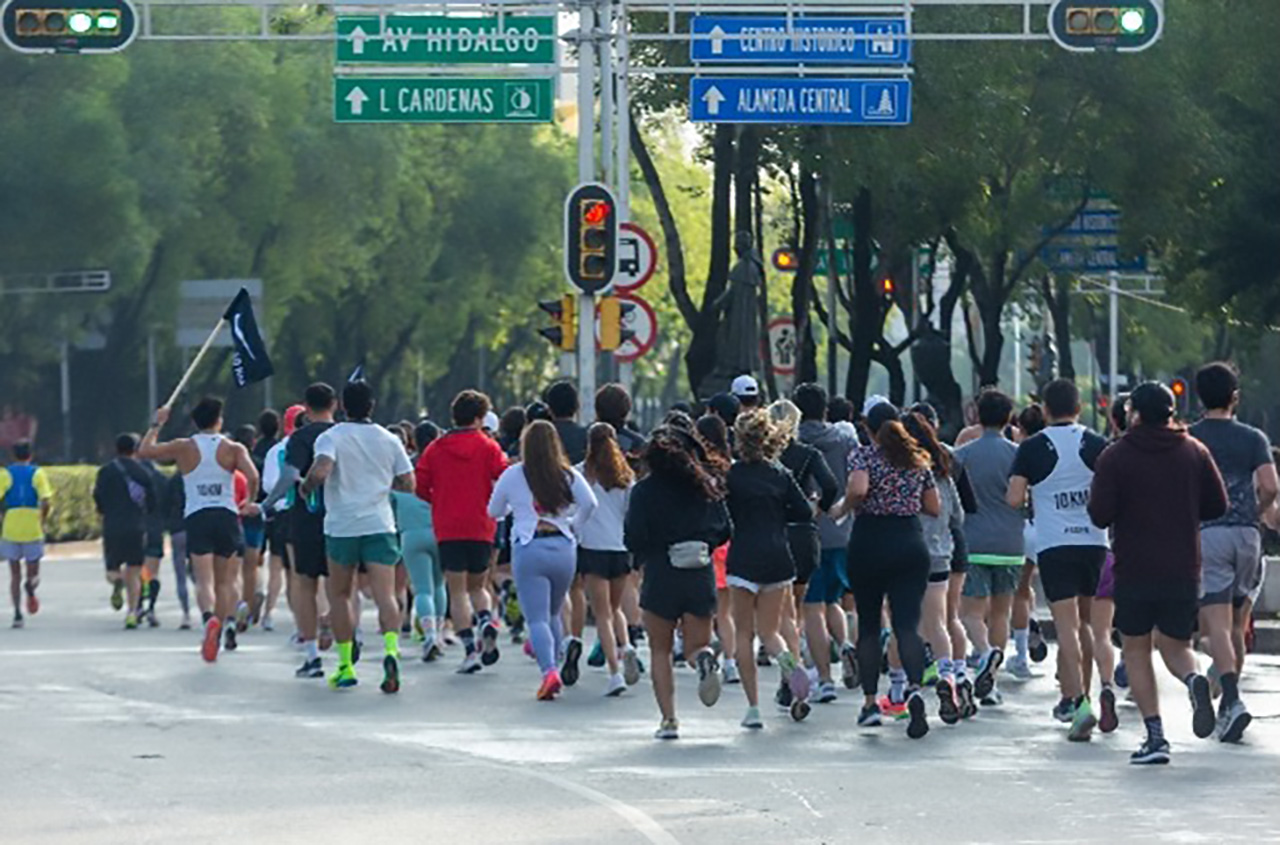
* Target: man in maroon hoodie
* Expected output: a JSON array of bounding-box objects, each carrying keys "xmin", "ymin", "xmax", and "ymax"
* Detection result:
[
  {"xmin": 417, "ymin": 390, "xmax": 509, "ymax": 674},
  {"xmin": 1088, "ymin": 382, "xmax": 1227, "ymax": 765}
]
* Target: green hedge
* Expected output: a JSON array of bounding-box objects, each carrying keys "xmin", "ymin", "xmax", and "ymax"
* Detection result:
[{"xmin": 43, "ymin": 466, "xmax": 102, "ymax": 542}]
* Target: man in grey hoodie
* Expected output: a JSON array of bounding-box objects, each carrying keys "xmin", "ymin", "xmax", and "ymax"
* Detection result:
[{"xmin": 795, "ymin": 383, "xmax": 860, "ymax": 690}]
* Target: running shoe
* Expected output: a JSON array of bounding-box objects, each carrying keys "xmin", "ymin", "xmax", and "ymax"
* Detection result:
[
  {"xmin": 957, "ymin": 678, "xmax": 978, "ymax": 719},
  {"xmin": 815, "ymin": 681, "xmax": 838, "ymax": 704},
  {"xmin": 1053, "ymin": 697, "xmax": 1074, "ymax": 723},
  {"xmin": 251, "ymin": 590, "xmax": 265, "ymax": 626},
  {"xmin": 973, "ymin": 647, "xmax": 1004, "ymax": 700},
  {"xmin": 562, "ymin": 637, "xmax": 583, "ymax": 687},
  {"xmin": 235, "ymin": 601, "xmax": 250, "ymax": 634},
  {"xmin": 380, "ymin": 654, "xmax": 400, "ymax": 694},
  {"xmin": 201, "ymin": 617, "xmax": 222, "ymax": 663},
  {"xmin": 980, "ymin": 689, "xmax": 1004, "ymax": 708},
  {"xmin": 922, "ymin": 661, "xmax": 940, "ymax": 687},
  {"xmin": 723, "ymin": 661, "xmax": 741, "ymax": 685},
  {"xmin": 1028, "ymin": 618, "xmax": 1048, "ymax": 663},
  {"xmin": 877, "ymin": 695, "xmax": 909, "ymax": 721},
  {"xmin": 840, "ymin": 643, "xmax": 859, "ymax": 691},
  {"xmin": 587, "ymin": 639, "xmax": 606, "ymax": 668},
  {"xmin": 604, "ymin": 673, "xmax": 627, "ymax": 698},
  {"xmin": 523, "ymin": 639, "xmax": 535, "ymax": 660},
  {"xmin": 1130, "ymin": 736, "xmax": 1171, "ymax": 766},
  {"xmin": 1217, "ymin": 700, "xmax": 1252, "ymax": 744},
  {"xmin": 1187, "ymin": 674, "xmax": 1215, "ymax": 739},
  {"xmin": 1005, "ymin": 655, "xmax": 1034, "ymax": 681},
  {"xmin": 328, "ymin": 665, "xmax": 358, "ymax": 690},
  {"xmin": 110, "ymin": 581, "xmax": 124, "ymax": 611},
  {"xmin": 1115, "ymin": 660, "xmax": 1129, "ymax": 689},
  {"xmin": 1099, "ymin": 687, "xmax": 1120, "ymax": 734},
  {"xmin": 654, "ymin": 719, "xmax": 679, "ymax": 740},
  {"xmin": 124, "ymin": 613, "xmax": 139, "ymax": 630},
  {"xmin": 756, "ymin": 644, "xmax": 771, "ymax": 667},
  {"xmin": 775, "ymin": 678, "xmax": 793, "ymax": 710},
  {"xmin": 261, "ymin": 614, "xmax": 274, "ymax": 632},
  {"xmin": 179, "ymin": 613, "xmax": 192, "ymax": 631},
  {"xmin": 24, "ymin": 584, "xmax": 38, "ymax": 616},
  {"xmin": 790, "ymin": 699, "xmax": 811, "ymax": 722},
  {"xmin": 857, "ymin": 703, "xmax": 882, "ymax": 727},
  {"xmin": 1068, "ymin": 698, "xmax": 1097, "ymax": 742},
  {"xmin": 741, "ymin": 706, "xmax": 764, "ymax": 729},
  {"xmin": 224, "ymin": 624, "xmax": 238, "ymax": 652},
  {"xmin": 937, "ymin": 679, "xmax": 961, "ymax": 725},
  {"xmin": 537, "ymin": 669, "xmax": 563, "ymax": 701},
  {"xmin": 906, "ymin": 691, "xmax": 929, "ymax": 740},
  {"xmin": 778, "ymin": 652, "xmax": 810, "ymax": 702},
  {"xmin": 623, "ymin": 646, "xmax": 642, "ymax": 686},
  {"xmin": 11, "ymin": 614, "xmax": 23, "ymax": 629},
  {"xmin": 295, "ymin": 657, "xmax": 323, "ymax": 679},
  {"xmin": 696, "ymin": 649, "xmax": 722, "ymax": 707},
  {"xmin": 422, "ymin": 638, "xmax": 443, "ymax": 663},
  {"xmin": 480, "ymin": 621, "xmax": 501, "ymax": 667},
  {"xmin": 456, "ymin": 652, "xmax": 482, "ymax": 674}
]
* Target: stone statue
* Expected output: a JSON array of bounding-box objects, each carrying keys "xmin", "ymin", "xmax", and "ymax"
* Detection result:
[{"xmin": 712, "ymin": 230, "xmax": 763, "ymax": 380}]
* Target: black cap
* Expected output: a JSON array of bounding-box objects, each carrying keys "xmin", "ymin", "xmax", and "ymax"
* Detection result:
[
  {"xmin": 707, "ymin": 393, "xmax": 741, "ymax": 424},
  {"xmin": 1129, "ymin": 381, "xmax": 1174, "ymax": 425},
  {"xmin": 865, "ymin": 402, "xmax": 901, "ymax": 434}
]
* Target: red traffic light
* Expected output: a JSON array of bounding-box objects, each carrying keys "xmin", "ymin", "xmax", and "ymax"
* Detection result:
[
  {"xmin": 1170, "ymin": 377, "xmax": 1187, "ymax": 398},
  {"xmin": 772, "ymin": 248, "xmax": 799, "ymax": 272},
  {"xmin": 880, "ymin": 277, "xmax": 895, "ymax": 296},
  {"xmin": 583, "ymin": 200, "xmax": 610, "ymax": 226}
]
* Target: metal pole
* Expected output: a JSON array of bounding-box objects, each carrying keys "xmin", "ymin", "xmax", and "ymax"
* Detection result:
[
  {"xmin": 599, "ymin": 0, "xmax": 616, "ymax": 387},
  {"xmin": 60, "ymin": 339, "xmax": 71, "ymax": 461},
  {"xmin": 1108, "ymin": 271, "xmax": 1119, "ymax": 406},
  {"xmin": 1012, "ymin": 308, "xmax": 1022, "ymax": 404},
  {"xmin": 615, "ymin": 3, "xmax": 634, "ymax": 398},
  {"xmin": 577, "ymin": 0, "xmax": 598, "ymax": 423},
  {"xmin": 147, "ymin": 330, "xmax": 158, "ymax": 417}
]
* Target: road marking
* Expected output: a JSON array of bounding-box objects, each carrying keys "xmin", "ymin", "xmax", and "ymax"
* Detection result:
[{"xmin": 0, "ymin": 645, "xmax": 271, "ymax": 658}]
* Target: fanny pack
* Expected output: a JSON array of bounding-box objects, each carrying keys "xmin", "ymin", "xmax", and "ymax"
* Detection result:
[{"xmin": 668, "ymin": 540, "xmax": 711, "ymax": 570}]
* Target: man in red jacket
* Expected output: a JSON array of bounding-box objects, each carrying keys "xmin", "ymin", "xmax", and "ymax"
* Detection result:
[
  {"xmin": 417, "ymin": 390, "xmax": 509, "ymax": 674},
  {"xmin": 1088, "ymin": 382, "xmax": 1228, "ymax": 765}
]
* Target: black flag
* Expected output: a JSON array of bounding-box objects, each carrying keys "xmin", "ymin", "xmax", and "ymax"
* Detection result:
[{"xmin": 223, "ymin": 288, "xmax": 274, "ymax": 388}]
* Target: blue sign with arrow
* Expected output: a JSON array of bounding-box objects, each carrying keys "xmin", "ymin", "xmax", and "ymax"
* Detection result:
[
  {"xmin": 691, "ymin": 16, "xmax": 910, "ymax": 65},
  {"xmin": 690, "ymin": 77, "xmax": 911, "ymax": 126}
]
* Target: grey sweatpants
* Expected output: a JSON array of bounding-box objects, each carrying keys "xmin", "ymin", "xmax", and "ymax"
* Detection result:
[{"xmin": 512, "ymin": 534, "xmax": 576, "ymax": 674}]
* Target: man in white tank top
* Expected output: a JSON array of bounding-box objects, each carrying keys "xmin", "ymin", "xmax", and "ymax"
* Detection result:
[
  {"xmin": 1008, "ymin": 380, "xmax": 1111, "ymax": 742},
  {"xmin": 140, "ymin": 397, "xmax": 259, "ymax": 664}
]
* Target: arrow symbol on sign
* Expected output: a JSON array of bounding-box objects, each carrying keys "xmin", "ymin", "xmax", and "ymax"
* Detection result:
[
  {"xmin": 701, "ymin": 85, "xmax": 725, "ymax": 116},
  {"xmin": 709, "ymin": 24, "xmax": 726, "ymax": 55},
  {"xmin": 345, "ymin": 86, "xmax": 369, "ymax": 116},
  {"xmin": 350, "ymin": 24, "xmax": 367, "ymax": 55}
]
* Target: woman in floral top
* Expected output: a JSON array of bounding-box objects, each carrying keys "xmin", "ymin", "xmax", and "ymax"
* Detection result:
[{"xmin": 832, "ymin": 402, "xmax": 940, "ymax": 738}]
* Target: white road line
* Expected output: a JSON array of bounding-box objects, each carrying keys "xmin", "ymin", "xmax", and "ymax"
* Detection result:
[{"xmin": 0, "ymin": 646, "xmax": 271, "ymax": 657}]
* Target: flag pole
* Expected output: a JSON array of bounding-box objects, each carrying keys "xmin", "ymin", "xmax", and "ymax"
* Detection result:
[{"xmin": 162, "ymin": 317, "xmax": 226, "ymax": 411}]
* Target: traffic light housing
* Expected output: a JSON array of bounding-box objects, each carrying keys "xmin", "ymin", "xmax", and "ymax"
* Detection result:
[
  {"xmin": 564, "ymin": 183, "xmax": 618, "ymax": 295},
  {"xmin": 598, "ymin": 295, "xmax": 636, "ymax": 352},
  {"xmin": 1048, "ymin": 0, "xmax": 1163, "ymax": 53},
  {"xmin": 772, "ymin": 248, "xmax": 799, "ymax": 273},
  {"xmin": 880, "ymin": 277, "xmax": 895, "ymax": 299},
  {"xmin": 539, "ymin": 295, "xmax": 576, "ymax": 352},
  {"xmin": 1, "ymin": 0, "xmax": 137, "ymax": 54},
  {"xmin": 1170, "ymin": 376, "xmax": 1188, "ymax": 415}
]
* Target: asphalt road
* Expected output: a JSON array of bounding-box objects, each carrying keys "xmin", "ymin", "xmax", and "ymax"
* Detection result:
[{"xmin": 3, "ymin": 548, "xmax": 1279, "ymax": 844}]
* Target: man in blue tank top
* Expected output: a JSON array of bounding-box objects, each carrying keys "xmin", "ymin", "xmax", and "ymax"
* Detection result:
[{"xmin": 0, "ymin": 441, "xmax": 53, "ymax": 629}]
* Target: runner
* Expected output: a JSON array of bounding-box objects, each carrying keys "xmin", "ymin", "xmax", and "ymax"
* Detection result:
[
  {"xmin": 416, "ymin": 390, "xmax": 509, "ymax": 674},
  {"xmin": 696, "ymin": 413, "xmax": 737, "ymax": 684},
  {"xmin": 1007, "ymin": 379, "xmax": 1110, "ymax": 741},
  {"xmin": 300, "ymin": 379, "xmax": 415, "ymax": 693},
  {"xmin": 725, "ymin": 409, "xmax": 815, "ymax": 728},
  {"xmin": 1, "ymin": 441, "xmax": 52, "ymax": 629},
  {"xmin": 140, "ymin": 398, "xmax": 257, "ymax": 662},
  {"xmin": 232, "ymin": 424, "xmax": 263, "ymax": 633},
  {"xmin": 731, "ymin": 375, "xmax": 762, "ymax": 412},
  {"xmin": 488, "ymin": 420, "xmax": 597, "ymax": 701},
  {"xmin": 1189, "ymin": 362, "xmax": 1275, "ymax": 742},
  {"xmin": 626, "ymin": 425, "xmax": 731, "ymax": 739},
  {"xmin": 259, "ymin": 404, "xmax": 304, "ymax": 632},
  {"xmin": 163, "ymin": 468, "xmax": 192, "ymax": 629},
  {"xmin": 247, "ymin": 409, "xmax": 281, "ymax": 626},
  {"xmin": 393, "ymin": 421, "xmax": 447, "ymax": 662},
  {"xmin": 953, "ymin": 389, "xmax": 1023, "ymax": 709},
  {"xmin": 93, "ymin": 434, "xmax": 156, "ymax": 630},
  {"xmin": 1011, "ymin": 404, "xmax": 1049, "ymax": 678},
  {"xmin": 1089, "ymin": 382, "xmax": 1227, "ymax": 764},
  {"xmin": 545, "ymin": 380, "xmax": 589, "ymax": 464},
  {"xmin": 795, "ymin": 383, "xmax": 861, "ymax": 695},
  {"xmin": 831, "ymin": 402, "xmax": 939, "ymax": 739}
]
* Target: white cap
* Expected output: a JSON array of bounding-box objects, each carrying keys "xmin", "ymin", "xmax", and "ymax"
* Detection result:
[
  {"xmin": 862, "ymin": 394, "xmax": 891, "ymax": 417},
  {"xmin": 483, "ymin": 411, "xmax": 500, "ymax": 431},
  {"xmin": 731, "ymin": 375, "xmax": 760, "ymax": 398}
]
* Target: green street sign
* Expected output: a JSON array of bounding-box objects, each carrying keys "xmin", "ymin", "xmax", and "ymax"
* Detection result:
[
  {"xmin": 334, "ymin": 77, "xmax": 555, "ymax": 124},
  {"xmin": 336, "ymin": 15, "xmax": 556, "ymax": 64}
]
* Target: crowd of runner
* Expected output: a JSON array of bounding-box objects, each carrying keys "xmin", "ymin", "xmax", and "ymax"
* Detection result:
[{"xmin": 1, "ymin": 362, "xmax": 1272, "ymax": 765}]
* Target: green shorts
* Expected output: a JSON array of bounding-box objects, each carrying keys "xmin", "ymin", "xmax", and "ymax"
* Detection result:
[{"xmin": 326, "ymin": 533, "xmax": 401, "ymax": 568}]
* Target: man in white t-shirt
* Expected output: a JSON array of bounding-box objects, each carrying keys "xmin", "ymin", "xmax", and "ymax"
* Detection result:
[{"xmin": 301, "ymin": 380, "xmax": 414, "ymax": 693}]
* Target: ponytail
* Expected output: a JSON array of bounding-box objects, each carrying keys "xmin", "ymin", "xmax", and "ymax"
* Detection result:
[{"xmin": 876, "ymin": 420, "xmax": 931, "ymax": 472}]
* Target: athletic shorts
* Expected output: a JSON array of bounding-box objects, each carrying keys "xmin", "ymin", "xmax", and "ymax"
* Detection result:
[
  {"xmin": 929, "ymin": 557, "xmax": 951, "ymax": 584},
  {"xmin": 640, "ymin": 565, "xmax": 716, "ymax": 622},
  {"xmin": 144, "ymin": 530, "xmax": 165, "ymax": 560},
  {"xmin": 725, "ymin": 575, "xmax": 791, "ymax": 594},
  {"xmin": 1096, "ymin": 552, "xmax": 1117, "ymax": 600},
  {"xmin": 102, "ymin": 531, "xmax": 145, "ymax": 572},
  {"xmin": 805, "ymin": 548, "xmax": 850, "ymax": 604},
  {"xmin": 962, "ymin": 562, "xmax": 1020, "ymax": 598},
  {"xmin": 184, "ymin": 509, "xmax": 245, "ymax": 559},
  {"xmin": 1114, "ymin": 595, "xmax": 1198, "ymax": 641},
  {"xmin": 713, "ymin": 543, "xmax": 729, "ymax": 590},
  {"xmin": 292, "ymin": 525, "xmax": 328, "ymax": 579},
  {"xmin": 1037, "ymin": 545, "xmax": 1107, "ymax": 604},
  {"xmin": 439, "ymin": 540, "xmax": 493, "ymax": 575},
  {"xmin": 266, "ymin": 512, "xmax": 290, "ymax": 558},
  {"xmin": 577, "ymin": 548, "xmax": 632, "ymax": 580},
  {"xmin": 1200, "ymin": 526, "xmax": 1263, "ymax": 606},
  {"xmin": 0, "ymin": 540, "xmax": 44, "ymax": 563},
  {"xmin": 242, "ymin": 516, "xmax": 266, "ymax": 553},
  {"xmin": 326, "ymin": 533, "xmax": 401, "ymax": 568}
]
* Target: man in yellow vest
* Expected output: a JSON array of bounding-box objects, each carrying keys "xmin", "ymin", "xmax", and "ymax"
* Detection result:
[{"xmin": 0, "ymin": 441, "xmax": 54, "ymax": 629}]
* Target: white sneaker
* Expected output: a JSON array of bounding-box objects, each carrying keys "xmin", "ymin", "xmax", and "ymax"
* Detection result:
[
  {"xmin": 1005, "ymin": 655, "xmax": 1034, "ymax": 681},
  {"xmin": 604, "ymin": 673, "xmax": 627, "ymax": 698},
  {"xmin": 261, "ymin": 614, "xmax": 275, "ymax": 632},
  {"xmin": 723, "ymin": 660, "xmax": 741, "ymax": 685},
  {"xmin": 456, "ymin": 652, "xmax": 482, "ymax": 674},
  {"xmin": 622, "ymin": 646, "xmax": 642, "ymax": 686}
]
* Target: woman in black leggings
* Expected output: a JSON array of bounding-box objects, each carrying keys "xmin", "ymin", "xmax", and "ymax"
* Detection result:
[{"xmin": 832, "ymin": 402, "xmax": 940, "ymax": 738}]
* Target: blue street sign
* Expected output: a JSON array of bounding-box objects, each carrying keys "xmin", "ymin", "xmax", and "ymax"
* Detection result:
[
  {"xmin": 689, "ymin": 77, "xmax": 911, "ymax": 125},
  {"xmin": 691, "ymin": 16, "xmax": 910, "ymax": 65},
  {"xmin": 1040, "ymin": 245, "xmax": 1148, "ymax": 273}
]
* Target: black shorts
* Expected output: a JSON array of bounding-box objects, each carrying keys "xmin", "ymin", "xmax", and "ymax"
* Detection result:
[
  {"xmin": 292, "ymin": 526, "xmax": 328, "ymax": 579},
  {"xmin": 439, "ymin": 540, "xmax": 493, "ymax": 575},
  {"xmin": 577, "ymin": 548, "xmax": 632, "ymax": 580},
  {"xmin": 1037, "ymin": 545, "xmax": 1107, "ymax": 604},
  {"xmin": 103, "ymin": 530, "xmax": 146, "ymax": 572},
  {"xmin": 640, "ymin": 563, "xmax": 716, "ymax": 622},
  {"xmin": 787, "ymin": 523, "xmax": 820, "ymax": 585},
  {"xmin": 144, "ymin": 523, "xmax": 165, "ymax": 560},
  {"xmin": 1114, "ymin": 595, "xmax": 1198, "ymax": 641},
  {"xmin": 266, "ymin": 512, "xmax": 291, "ymax": 558},
  {"xmin": 184, "ymin": 509, "xmax": 244, "ymax": 559}
]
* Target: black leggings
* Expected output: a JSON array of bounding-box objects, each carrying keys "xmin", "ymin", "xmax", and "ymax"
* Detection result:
[{"xmin": 847, "ymin": 515, "xmax": 930, "ymax": 697}]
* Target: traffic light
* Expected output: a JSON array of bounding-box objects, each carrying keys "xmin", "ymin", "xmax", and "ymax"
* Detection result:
[
  {"xmin": 598, "ymin": 295, "xmax": 637, "ymax": 352},
  {"xmin": 1, "ymin": 0, "xmax": 137, "ymax": 54},
  {"xmin": 1170, "ymin": 376, "xmax": 1188, "ymax": 415},
  {"xmin": 539, "ymin": 295, "xmax": 576, "ymax": 352},
  {"xmin": 564, "ymin": 182, "xmax": 618, "ymax": 294},
  {"xmin": 772, "ymin": 248, "xmax": 799, "ymax": 273},
  {"xmin": 880, "ymin": 277, "xmax": 895, "ymax": 298},
  {"xmin": 1048, "ymin": 0, "xmax": 1163, "ymax": 53}
]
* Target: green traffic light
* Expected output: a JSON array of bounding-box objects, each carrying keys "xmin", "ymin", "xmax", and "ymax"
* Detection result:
[
  {"xmin": 68, "ymin": 11, "xmax": 94, "ymax": 33},
  {"xmin": 97, "ymin": 11, "xmax": 121, "ymax": 31},
  {"xmin": 1119, "ymin": 8, "xmax": 1146, "ymax": 34}
]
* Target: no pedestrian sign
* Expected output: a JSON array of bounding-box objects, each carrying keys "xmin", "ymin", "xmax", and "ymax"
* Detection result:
[{"xmin": 334, "ymin": 77, "xmax": 554, "ymax": 124}]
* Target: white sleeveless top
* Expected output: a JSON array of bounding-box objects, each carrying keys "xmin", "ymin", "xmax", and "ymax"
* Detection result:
[
  {"xmin": 1029, "ymin": 424, "xmax": 1108, "ymax": 552},
  {"xmin": 184, "ymin": 434, "xmax": 236, "ymax": 517}
]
